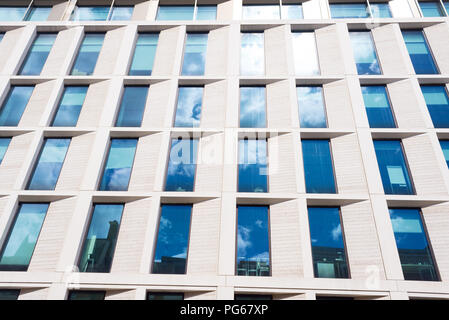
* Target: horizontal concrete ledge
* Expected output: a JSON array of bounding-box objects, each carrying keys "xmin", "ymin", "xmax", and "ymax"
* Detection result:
[
  {"xmin": 295, "ymin": 77, "xmax": 345, "ymax": 85},
  {"xmin": 109, "ymin": 129, "xmax": 162, "ymax": 138},
  {"xmin": 43, "ymin": 129, "xmax": 95, "ymax": 138},
  {"xmin": 386, "ymin": 197, "xmax": 449, "ymax": 207},
  {"xmin": 358, "ymin": 77, "xmax": 409, "ymax": 85},
  {"xmin": 239, "ymin": 77, "xmax": 289, "ymax": 85},
  {"xmin": 160, "ymin": 195, "xmax": 220, "ymax": 204},
  {"xmin": 178, "ymin": 77, "xmax": 226, "ymax": 85},
  {"xmin": 237, "ymin": 130, "xmax": 291, "ymax": 138},
  {"xmin": 236, "ymin": 286, "xmax": 388, "ymax": 298},
  {"xmin": 170, "ymin": 130, "xmax": 223, "ymax": 138},
  {"xmin": 300, "ymin": 130, "xmax": 355, "ymax": 139},
  {"xmin": 0, "ymin": 129, "xmax": 34, "ymax": 137},
  {"xmin": 236, "ymin": 196, "xmax": 297, "ymax": 205},
  {"xmin": 18, "ymin": 193, "xmax": 75, "ymax": 202},
  {"xmin": 306, "ymin": 195, "xmax": 369, "ymax": 206},
  {"xmin": 416, "ymin": 76, "xmax": 449, "ymax": 84},
  {"xmin": 370, "ymin": 130, "xmax": 426, "ymax": 139}
]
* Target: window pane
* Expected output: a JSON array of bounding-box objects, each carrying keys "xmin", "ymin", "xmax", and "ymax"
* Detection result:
[
  {"xmin": 240, "ymin": 87, "xmax": 266, "ymax": 128},
  {"xmin": 421, "ymin": 85, "xmax": 449, "ymax": 128},
  {"xmin": 152, "ymin": 204, "xmax": 192, "ymax": 274},
  {"xmin": 71, "ymin": 34, "xmax": 104, "ymax": 76},
  {"xmin": 235, "ymin": 294, "xmax": 272, "ymax": 300},
  {"xmin": 241, "ymin": 33, "xmax": 264, "ymax": 76},
  {"xmin": 302, "ymin": 140, "xmax": 336, "ymax": 194},
  {"xmin": 52, "ymin": 86, "xmax": 88, "ymax": 127},
  {"xmin": 78, "ymin": 204, "xmax": 123, "ymax": 273},
  {"xmin": 27, "ymin": 138, "xmax": 71, "ymax": 190},
  {"xmin": 236, "ymin": 206, "xmax": 270, "ymax": 276},
  {"xmin": 0, "ymin": 138, "xmax": 11, "ymax": 164},
  {"xmin": 182, "ymin": 33, "xmax": 208, "ymax": 76},
  {"xmin": 99, "ymin": 139, "xmax": 138, "ymax": 191},
  {"xmin": 165, "ymin": 139, "xmax": 198, "ymax": 192},
  {"xmin": 292, "ymin": 32, "xmax": 320, "ymax": 76},
  {"xmin": 0, "ymin": 203, "xmax": 49, "ymax": 271},
  {"xmin": 330, "ymin": 3, "xmax": 369, "ymax": 18},
  {"xmin": 242, "ymin": 5, "xmax": 280, "ymax": 19},
  {"xmin": 129, "ymin": 34, "xmax": 159, "ymax": 76},
  {"xmin": 361, "ymin": 86, "xmax": 396, "ymax": 128},
  {"xmin": 402, "ymin": 31, "xmax": 438, "ymax": 74},
  {"xmin": 389, "ymin": 208, "xmax": 439, "ymax": 281},
  {"xmin": 156, "ymin": 6, "xmax": 194, "ymax": 20},
  {"xmin": 282, "ymin": 4, "xmax": 303, "ymax": 19},
  {"xmin": 147, "ymin": 292, "xmax": 184, "ymax": 300},
  {"xmin": 115, "ymin": 86, "xmax": 149, "ymax": 127},
  {"xmin": 349, "ymin": 32, "xmax": 381, "ymax": 75},
  {"xmin": 0, "ymin": 7, "xmax": 27, "ymax": 21},
  {"xmin": 238, "ymin": 139, "xmax": 268, "ymax": 193},
  {"xmin": 67, "ymin": 291, "xmax": 105, "ymax": 300},
  {"xmin": 19, "ymin": 34, "xmax": 56, "ymax": 76},
  {"xmin": 297, "ymin": 86, "xmax": 326, "ymax": 128},
  {"xmin": 25, "ymin": 7, "xmax": 52, "ymax": 21},
  {"xmin": 370, "ymin": 3, "xmax": 393, "ymax": 17},
  {"xmin": 71, "ymin": 6, "xmax": 110, "ymax": 21},
  {"xmin": 110, "ymin": 6, "xmax": 134, "ymax": 20},
  {"xmin": 0, "ymin": 289, "xmax": 20, "ymax": 300},
  {"xmin": 419, "ymin": 1, "xmax": 445, "ymax": 17},
  {"xmin": 373, "ymin": 140, "xmax": 414, "ymax": 195},
  {"xmin": 445, "ymin": 2, "xmax": 449, "ymax": 13},
  {"xmin": 308, "ymin": 207, "xmax": 349, "ymax": 279},
  {"xmin": 0, "ymin": 86, "xmax": 34, "ymax": 126},
  {"xmin": 196, "ymin": 6, "xmax": 217, "ymax": 20},
  {"xmin": 439, "ymin": 140, "xmax": 449, "ymax": 168},
  {"xmin": 174, "ymin": 87, "xmax": 203, "ymax": 127}
]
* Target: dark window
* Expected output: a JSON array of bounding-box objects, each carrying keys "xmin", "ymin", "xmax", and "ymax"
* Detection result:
[
  {"xmin": 115, "ymin": 86, "xmax": 149, "ymax": 127},
  {"xmin": 67, "ymin": 290, "xmax": 106, "ymax": 300},
  {"xmin": 302, "ymin": 140, "xmax": 336, "ymax": 194},
  {"xmin": 147, "ymin": 292, "xmax": 184, "ymax": 300},
  {"xmin": 0, "ymin": 289, "xmax": 20, "ymax": 300},
  {"xmin": 235, "ymin": 294, "xmax": 272, "ymax": 300}
]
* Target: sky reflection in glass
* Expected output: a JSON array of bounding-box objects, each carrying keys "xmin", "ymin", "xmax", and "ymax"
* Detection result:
[
  {"xmin": 174, "ymin": 87, "xmax": 203, "ymax": 127},
  {"xmin": 71, "ymin": 34, "xmax": 104, "ymax": 76},
  {"xmin": 0, "ymin": 86, "xmax": 34, "ymax": 126},
  {"xmin": 240, "ymin": 87, "xmax": 266, "ymax": 128},
  {"xmin": 156, "ymin": 6, "xmax": 194, "ymax": 20},
  {"xmin": 19, "ymin": 34, "xmax": 56, "ymax": 76},
  {"xmin": 419, "ymin": 2, "xmax": 445, "ymax": 17},
  {"xmin": 242, "ymin": 5, "xmax": 280, "ymax": 19},
  {"xmin": 182, "ymin": 33, "xmax": 208, "ymax": 76},
  {"xmin": 241, "ymin": 33, "xmax": 264, "ymax": 76},
  {"xmin": 361, "ymin": 86, "xmax": 396, "ymax": 128},
  {"xmin": 439, "ymin": 140, "xmax": 449, "ymax": 168},
  {"xmin": 115, "ymin": 86, "xmax": 149, "ymax": 127},
  {"xmin": 129, "ymin": 34, "xmax": 159, "ymax": 76},
  {"xmin": 52, "ymin": 86, "xmax": 88, "ymax": 127},
  {"xmin": 330, "ymin": 3, "xmax": 369, "ymax": 18},
  {"xmin": 421, "ymin": 85, "xmax": 449, "ymax": 128},
  {"xmin": 109, "ymin": 6, "xmax": 133, "ymax": 20},
  {"xmin": 402, "ymin": 31, "xmax": 438, "ymax": 74},
  {"xmin": 349, "ymin": 32, "xmax": 381, "ymax": 75},
  {"xmin": 71, "ymin": 6, "xmax": 109, "ymax": 21},
  {"xmin": 297, "ymin": 86, "xmax": 326, "ymax": 128},
  {"xmin": 0, "ymin": 138, "xmax": 11, "ymax": 164},
  {"xmin": 302, "ymin": 140, "xmax": 336, "ymax": 194},
  {"xmin": 292, "ymin": 32, "xmax": 320, "ymax": 76},
  {"xmin": 165, "ymin": 139, "xmax": 198, "ymax": 192},
  {"xmin": 238, "ymin": 139, "xmax": 268, "ymax": 193}
]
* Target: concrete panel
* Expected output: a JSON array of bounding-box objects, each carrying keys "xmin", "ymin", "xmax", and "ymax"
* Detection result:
[
  {"xmin": 195, "ymin": 133, "xmax": 224, "ymax": 193},
  {"xmin": 205, "ymin": 26, "xmax": 229, "ymax": 76},
  {"xmin": 132, "ymin": 1, "xmax": 152, "ymax": 20},
  {"xmin": 141, "ymin": 80, "xmax": 174, "ymax": 129},
  {"xmin": 0, "ymin": 26, "xmax": 35, "ymax": 76},
  {"xmin": 77, "ymin": 81, "xmax": 110, "ymax": 127},
  {"xmin": 105, "ymin": 290, "xmax": 136, "ymax": 300},
  {"xmin": 18, "ymin": 288, "xmax": 49, "ymax": 300},
  {"xmin": 267, "ymin": 80, "xmax": 292, "ymax": 129},
  {"xmin": 268, "ymin": 133, "xmax": 297, "ymax": 193},
  {"xmin": 201, "ymin": 81, "xmax": 227, "ymax": 128},
  {"xmin": 315, "ymin": 24, "xmax": 345, "ymax": 76},
  {"xmin": 424, "ymin": 22, "xmax": 449, "ymax": 75},
  {"xmin": 152, "ymin": 26, "xmax": 185, "ymax": 76},
  {"xmin": 19, "ymin": 81, "xmax": 56, "ymax": 127},
  {"xmin": 185, "ymin": 291, "xmax": 217, "ymax": 300},
  {"xmin": 323, "ymin": 80, "xmax": 355, "ymax": 129},
  {"xmin": 94, "ymin": 27, "xmax": 126, "ymax": 75},
  {"xmin": 265, "ymin": 25, "xmax": 289, "ymax": 76},
  {"xmin": 47, "ymin": 1, "xmax": 70, "ymax": 21}
]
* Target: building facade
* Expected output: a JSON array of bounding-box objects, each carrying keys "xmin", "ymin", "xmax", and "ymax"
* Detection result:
[{"xmin": 0, "ymin": 0, "xmax": 448, "ymax": 300}]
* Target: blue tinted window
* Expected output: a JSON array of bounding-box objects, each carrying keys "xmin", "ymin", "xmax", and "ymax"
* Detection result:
[
  {"xmin": 302, "ymin": 140, "xmax": 336, "ymax": 194},
  {"xmin": 370, "ymin": 3, "xmax": 393, "ymax": 17},
  {"xmin": 403, "ymin": 31, "xmax": 438, "ymax": 74},
  {"xmin": 308, "ymin": 207, "xmax": 349, "ymax": 279},
  {"xmin": 19, "ymin": 33, "xmax": 56, "ymax": 76},
  {"xmin": 389, "ymin": 208, "xmax": 439, "ymax": 281},
  {"xmin": 282, "ymin": 4, "xmax": 303, "ymax": 19},
  {"xmin": 25, "ymin": 7, "xmax": 52, "ymax": 21},
  {"xmin": 297, "ymin": 86, "xmax": 326, "ymax": 128},
  {"xmin": 419, "ymin": 1, "xmax": 445, "ymax": 16},
  {"xmin": 116, "ymin": 86, "xmax": 148, "ymax": 127},
  {"xmin": 78, "ymin": 204, "xmax": 123, "ymax": 273},
  {"xmin": 174, "ymin": 87, "xmax": 203, "ymax": 127},
  {"xmin": 196, "ymin": 6, "xmax": 217, "ymax": 20},
  {"xmin": 182, "ymin": 33, "xmax": 208, "ymax": 76},
  {"xmin": 0, "ymin": 34, "xmax": 3, "ymax": 42},
  {"xmin": 241, "ymin": 33, "xmax": 264, "ymax": 76},
  {"xmin": 99, "ymin": 139, "xmax": 137, "ymax": 191},
  {"xmin": 27, "ymin": 138, "xmax": 71, "ymax": 190},
  {"xmin": 0, "ymin": 138, "xmax": 10, "ymax": 165},
  {"xmin": 0, "ymin": 86, "xmax": 34, "ymax": 126},
  {"xmin": 236, "ymin": 206, "xmax": 270, "ymax": 276},
  {"xmin": 240, "ymin": 87, "xmax": 266, "ymax": 128},
  {"xmin": 110, "ymin": 6, "xmax": 133, "ymax": 20},
  {"xmin": 445, "ymin": 2, "xmax": 449, "ymax": 13},
  {"xmin": 68, "ymin": 291, "xmax": 105, "ymax": 300},
  {"xmin": 71, "ymin": 6, "xmax": 109, "ymax": 21},
  {"xmin": 373, "ymin": 140, "xmax": 414, "ymax": 195},
  {"xmin": 0, "ymin": 203, "xmax": 48, "ymax": 271},
  {"xmin": 330, "ymin": 3, "xmax": 369, "ymax": 18},
  {"xmin": 439, "ymin": 140, "xmax": 449, "ymax": 168},
  {"xmin": 165, "ymin": 138, "xmax": 198, "ymax": 192},
  {"xmin": 147, "ymin": 292, "xmax": 184, "ymax": 300},
  {"xmin": 52, "ymin": 86, "xmax": 88, "ymax": 127},
  {"xmin": 156, "ymin": 6, "xmax": 194, "ymax": 20},
  {"xmin": 0, "ymin": 7, "xmax": 27, "ymax": 21},
  {"xmin": 152, "ymin": 204, "xmax": 192, "ymax": 274},
  {"xmin": 349, "ymin": 32, "xmax": 381, "ymax": 75},
  {"xmin": 421, "ymin": 85, "xmax": 449, "ymax": 128},
  {"xmin": 71, "ymin": 34, "xmax": 104, "ymax": 76},
  {"xmin": 242, "ymin": 5, "xmax": 280, "ymax": 19},
  {"xmin": 129, "ymin": 34, "xmax": 159, "ymax": 76},
  {"xmin": 0, "ymin": 290, "xmax": 20, "ymax": 300},
  {"xmin": 361, "ymin": 86, "xmax": 396, "ymax": 128},
  {"xmin": 238, "ymin": 139, "xmax": 268, "ymax": 193}
]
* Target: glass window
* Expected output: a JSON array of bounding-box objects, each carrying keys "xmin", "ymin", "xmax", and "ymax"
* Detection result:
[
  {"xmin": 152, "ymin": 204, "xmax": 192, "ymax": 274},
  {"xmin": 0, "ymin": 203, "xmax": 49, "ymax": 271},
  {"xmin": 165, "ymin": 138, "xmax": 198, "ymax": 192},
  {"xmin": 445, "ymin": 2, "xmax": 449, "ymax": 13},
  {"xmin": 291, "ymin": 32, "xmax": 320, "ymax": 76},
  {"xmin": 0, "ymin": 7, "xmax": 27, "ymax": 21},
  {"xmin": 361, "ymin": 85, "xmax": 396, "ymax": 128},
  {"xmin": 0, "ymin": 138, "xmax": 11, "ymax": 165},
  {"xmin": 282, "ymin": 4, "xmax": 303, "ymax": 19},
  {"xmin": 71, "ymin": 34, "xmax": 105, "ymax": 76},
  {"xmin": 242, "ymin": 5, "xmax": 280, "ymax": 19},
  {"xmin": 174, "ymin": 87, "xmax": 203, "ymax": 127},
  {"xmin": 370, "ymin": 3, "xmax": 393, "ymax": 17},
  {"xmin": 78, "ymin": 204, "xmax": 124, "ymax": 273},
  {"xmin": 389, "ymin": 208, "xmax": 439, "ymax": 281},
  {"xmin": 373, "ymin": 140, "xmax": 414, "ymax": 195},
  {"xmin": 0, "ymin": 86, "xmax": 34, "ymax": 127},
  {"xmin": 235, "ymin": 294, "xmax": 272, "ymax": 300},
  {"xmin": 0, "ymin": 34, "xmax": 3, "ymax": 42},
  {"xmin": 238, "ymin": 139, "xmax": 268, "ymax": 193},
  {"xmin": 181, "ymin": 33, "xmax": 208, "ymax": 76},
  {"xmin": 115, "ymin": 86, "xmax": 149, "ymax": 127},
  {"xmin": 316, "ymin": 295, "xmax": 354, "ymax": 300},
  {"xmin": 240, "ymin": 87, "xmax": 266, "ymax": 128},
  {"xmin": 99, "ymin": 139, "xmax": 138, "ymax": 191},
  {"xmin": 419, "ymin": 1, "xmax": 445, "ymax": 17},
  {"xmin": 241, "ymin": 33, "xmax": 265, "ymax": 76},
  {"xmin": 439, "ymin": 140, "xmax": 449, "ymax": 168},
  {"xmin": 156, "ymin": 6, "xmax": 195, "ymax": 20},
  {"xmin": 109, "ymin": 6, "xmax": 134, "ymax": 20},
  {"xmin": 297, "ymin": 86, "xmax": 327, "ymax": 128},
  {"xmin": 0, "ymin": 289, "xmax": 20, "ymax": 300},
  {"xmin": 52, "ymin": 86, "xmax": 88, "ymax": 127},
  {"xmin": 402, "ymin": 30, "xmax": 438, "ymax": 74},
  {"xmin": 421, "ymin": 85, "xmax": 449, "ymax": 128},
  {"xmin": 71, "ymin": 6, "xmax": 110, "ymax": 21},
  {"xmin": 68, "ymin": 291, "xmax": 106, "ymax": 300},
  {"xmin": 27, "ymin": 138, "xmax": 71, "ymax": 190},
  {"xmin": 308, "ymin": 207, "xmax": 349, "ymax": 279},
  {"xmin": 196, "ymin": 6, "xmax": 217, "ymax": 20},
  {"xmin": 129, "ymin": 33, "xmax": 159, "ymax": 76},
  {"xmin": 19, "ymin": 33, "xmax": 56, "ymax": 76},
  {"xmin": 330, "ymin": 3, "xmax": 369, "ymax": 18},
  {"xmin": 25, "ymin": 7, "xmax": 52, "ymax": 21},
  {"xmin": 236, "ymin": 206, "xmax": 270, "ymax": 276},
  {"xmin": 349, "ymin": 32, "xmax": 381, "ymax": 75},
  {"xmin": 302, "ymin": 140, "xmax": 337, "ymax": 194},
  {"xmin": 147, "ymin": 292, "xmax": 184, "ymax": 300}
]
